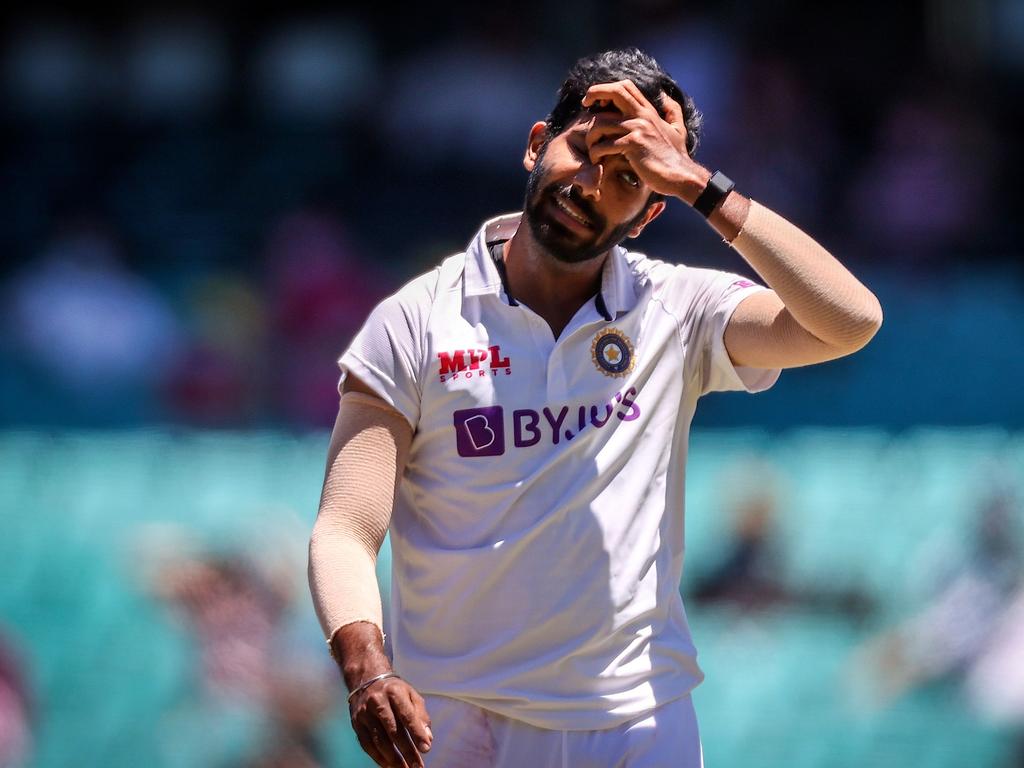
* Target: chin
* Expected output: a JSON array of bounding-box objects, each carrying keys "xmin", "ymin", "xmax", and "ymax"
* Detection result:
[{"xmin": 529, "ymin": 212, "xmax": 605, "ymax": 265}]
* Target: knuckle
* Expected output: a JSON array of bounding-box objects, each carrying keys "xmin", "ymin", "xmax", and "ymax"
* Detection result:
[{"xmin": 392, "ymin": 697, "xmax": 413, "ymax": 717}]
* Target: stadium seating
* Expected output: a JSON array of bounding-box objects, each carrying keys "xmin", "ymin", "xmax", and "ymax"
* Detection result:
[{"xmin": 0, "ymin": 429, "xmax": 1017, "ymax": 767}]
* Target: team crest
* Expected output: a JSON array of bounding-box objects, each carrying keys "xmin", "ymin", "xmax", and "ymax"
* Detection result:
[{"xmin": 591, "ymin": 328, "xmax": 635, "ymax": 378}]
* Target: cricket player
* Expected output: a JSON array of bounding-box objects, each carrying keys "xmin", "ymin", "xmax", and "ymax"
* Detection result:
[{"xmin": 308, "ymin": 48, "xmax": 882, "ymax": 767}]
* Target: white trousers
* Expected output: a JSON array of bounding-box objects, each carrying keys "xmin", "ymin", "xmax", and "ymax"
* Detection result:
[{"xmin": 421, "ymin": 693, "xmax": 704, "ymax": 768}]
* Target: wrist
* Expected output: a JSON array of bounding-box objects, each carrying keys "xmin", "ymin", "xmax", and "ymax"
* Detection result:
[
  {"xmin": 342, "ymin": 655, "xmax": 393, "ymax": 693},
  {"xmin": 330, "ymin": 622, "xmax": 392, "ymax": 691},
  {"xmin": 347, "ymin": 671, "xmax": 401, "ymax": 703},
  {"xmin": 342, "ymin": 648, "xmax": 392, "ymax": 681},
  {"xmin": 672, "ymin": 165, "xmax": 712, "ymax": 206},
  {"xmin": 692, "ymin": 170, "xmax": 737, "ymax": 218}
]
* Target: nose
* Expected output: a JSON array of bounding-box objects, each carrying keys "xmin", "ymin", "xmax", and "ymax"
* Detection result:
[{"xmin": 573, "ymin": 161, "xmax": 602, "ymax": 202}]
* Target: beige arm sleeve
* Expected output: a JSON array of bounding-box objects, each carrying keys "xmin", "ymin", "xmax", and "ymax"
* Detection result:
[
  {"xmin": 724, "ymin": 200, "xmax": 883, "ymax": 368},
  {"xmin": 308, "ymin": 391, "xmax": 413, "ymax": 645}
]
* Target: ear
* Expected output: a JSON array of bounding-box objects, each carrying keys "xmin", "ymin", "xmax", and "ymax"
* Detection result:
[
  {"xmin": 628, "ymin": 201, "xmax": 666, "ymax": 238},
  {"xmin": 523, "ymin": 121, "xmax": 549, "ymax": 172}
]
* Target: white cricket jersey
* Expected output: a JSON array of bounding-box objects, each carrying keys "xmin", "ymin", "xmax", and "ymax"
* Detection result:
[{"xmin": 339, "ymin": 212, "xmax": 780, "ymax": 730}]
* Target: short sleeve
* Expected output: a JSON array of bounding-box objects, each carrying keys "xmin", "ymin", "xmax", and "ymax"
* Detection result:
[
  {"xmin": 669, "ymin": 266, "xmax": 782, "ymax": 396},
  {"xmin": 338, "ymin": 274, "xmax": 436, "ymax": 430}
]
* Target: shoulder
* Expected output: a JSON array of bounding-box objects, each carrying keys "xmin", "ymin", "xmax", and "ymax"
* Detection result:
[
  {"xmin": 620, "ymin": 249, "xmax": 716, "ymax": 302},
  {"xmin": 621, "ymin": 248, "xmax": 759, "ymax": 319},
  {"xmin": 621, "ymin": 249, "xmax": 677, "ymax": 293},
  {"xmin": 371, "ymin": 252, "xmax": 462, "ymax": 317}
]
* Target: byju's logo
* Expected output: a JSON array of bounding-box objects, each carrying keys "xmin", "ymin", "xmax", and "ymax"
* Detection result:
[{"xmin": 453, "ymin": 406, "xmax": 505, "ymax": 457}]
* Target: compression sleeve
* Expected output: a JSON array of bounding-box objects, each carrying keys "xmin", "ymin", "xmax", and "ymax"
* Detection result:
[
  {"xmin": 728, "ymin": 199, "xmax": 883, "ymax": 351},
  {"xmin": 308, "ymin": 391, "xmax": 413, "ymax": 645}
]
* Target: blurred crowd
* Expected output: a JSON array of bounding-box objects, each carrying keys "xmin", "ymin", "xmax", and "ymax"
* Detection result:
[
  {"xmin": 5, "ymin": 450, "xmax": 1023, "ymax": 767},
  {"xmin": 2, "ymin": 7, "xmax": 1022, "ymax": 766},
  {"xmin": 0, "ymin": 2, "xmax": 1021, "ymax": 428},
  {"xmin": 0, "ymin": 201, "xmax": 380, "ymax": 428}
]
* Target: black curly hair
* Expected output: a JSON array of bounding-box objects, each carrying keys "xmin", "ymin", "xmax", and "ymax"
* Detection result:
[{"xmin": 544, "ymin": 47, "xmax": 703, "ymax": 159}]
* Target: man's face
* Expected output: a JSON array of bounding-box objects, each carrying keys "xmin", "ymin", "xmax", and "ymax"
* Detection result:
[{"xmin": 523, "ymin": 114, "xmax": 656, "ymax": 265}]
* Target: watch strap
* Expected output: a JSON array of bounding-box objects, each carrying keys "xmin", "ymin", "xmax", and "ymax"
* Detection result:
[{"xmin": 693, "ymin": 170, "xmax": 736, "ymax": 218}]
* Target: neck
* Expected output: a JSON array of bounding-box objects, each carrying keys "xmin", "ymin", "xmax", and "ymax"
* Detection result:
[{"xmin": 503, "ymin": 221, "xmax": 607, "ymax": 336}]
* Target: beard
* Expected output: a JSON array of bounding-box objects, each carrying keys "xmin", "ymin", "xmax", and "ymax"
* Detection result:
[{"xmin": 523, "ymin": 145, "xmax": 649, "ymax": 265}]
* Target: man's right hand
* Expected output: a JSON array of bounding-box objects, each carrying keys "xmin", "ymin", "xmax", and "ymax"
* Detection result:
[
  {"xmin": 349, "ymin": 674, "xmax": 433, "ymax": 768},
  {"xmin": 333, "ymin": 621, "xmax": 432, "ymax": 768}
]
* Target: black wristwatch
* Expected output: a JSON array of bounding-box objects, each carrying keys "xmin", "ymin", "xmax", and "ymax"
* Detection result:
[{"xmin": 693, "ymin": 170, "xmax": 736, "ymax": 218}]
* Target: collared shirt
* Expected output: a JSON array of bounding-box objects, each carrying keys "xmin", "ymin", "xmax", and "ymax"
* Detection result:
[{"xmin": 339, "ymin": 212, "xmax": 780, "ymax": 730}]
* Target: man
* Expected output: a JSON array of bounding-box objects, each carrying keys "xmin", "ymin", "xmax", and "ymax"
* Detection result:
[{"xmin": 309, "ymin": 48, "xmax": 881, "ymax": 768}]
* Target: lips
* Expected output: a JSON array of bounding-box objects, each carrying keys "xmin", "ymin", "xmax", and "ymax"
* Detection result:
[{"xmin": 548, "ymin": 193, "xmax": 595, "ymax": 231}]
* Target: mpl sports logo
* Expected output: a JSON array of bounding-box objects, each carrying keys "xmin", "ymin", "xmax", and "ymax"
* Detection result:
[
  {"xmin": 453, "ymin": 388, "xmax": 641, "ymax": 458},
  {"xmin": 437, "ymin": 345, "xmax": 512, "ymax": 382}
]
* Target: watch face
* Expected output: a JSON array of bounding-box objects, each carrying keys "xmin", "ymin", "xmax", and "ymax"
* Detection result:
[
  {"xmin": 695, "ymin": 171, "xmax": 735, "ymax": 216},
  {"xmin": 710, "ymin": 171, "xmax": 734, "ymax": 193}
]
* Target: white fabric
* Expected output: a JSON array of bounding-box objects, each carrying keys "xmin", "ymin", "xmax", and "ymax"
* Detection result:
[
  {"xmin": 420, "ymin": 692, "xmax": 703, "ymax": 768},
  {"xmin": 339, "ymin": 212, "xmax": 780, "ymax": 730}
]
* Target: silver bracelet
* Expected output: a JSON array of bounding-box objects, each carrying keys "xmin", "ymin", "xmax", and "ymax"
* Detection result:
[{"xmin": 347, "ymin": 671, "xmax": 399, "ymax": 703}]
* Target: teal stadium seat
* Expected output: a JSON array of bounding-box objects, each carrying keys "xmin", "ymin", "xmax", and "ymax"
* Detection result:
[{"xmin": 0, "ymin": 429, "xmax": 1017, "ymax": 767}]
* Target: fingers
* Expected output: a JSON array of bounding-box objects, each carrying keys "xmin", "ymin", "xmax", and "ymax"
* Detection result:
[
  {"xmin": 588, "ymin": 135, "xmax": 636, "ymax": 164},
  {"xmin": 582, "ymin": 81, "xmax": 687, "ymax": 142},
  {"xmin": 356, "ymin": 718, "xmax": 407, "ymax": 768},
  {"xmin": 584, "ymin": 117, "xmax": 628, "ymax": 153},
  {"xmin": 375, "ymin": 730, "xmax": 408, "ymax": 768},
  {"xmin": 582, "ymin": 80, "xmax": 653, "ymax": 118},
  {"xmin": 354, "ymin": 723, "xmax": 393, "ymax": 768},
  {"xmin": 351, "ymin": 680, "xmax": 431, "ymax": 768},
  {"xmin": 659, "ymin": 92, "xmax": 686, "ymax": 128},
  {"xmin": 586, "ymin": 117, "xmax": 647, "ymax": 164},
  {"xmin": 385, "ymin": 692, "xmax": 428, "ymax": 768},
  {"xmin": 394, "ymin": 688, "xmax": 433, "ymax": 753},
  {"xmin": 658, "ymin": 92, "xmax": 690, "ymax": 155}
]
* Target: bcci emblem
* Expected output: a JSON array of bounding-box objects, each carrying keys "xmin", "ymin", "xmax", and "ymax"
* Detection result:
[{"xmin": 591, "ymin": 328, "xmax": 635, "ymax": 378}]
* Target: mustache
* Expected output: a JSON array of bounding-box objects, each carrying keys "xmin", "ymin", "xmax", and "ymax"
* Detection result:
[{"xmin": 550, "ymin": 184, "xmax": 602, "ymax": 228}]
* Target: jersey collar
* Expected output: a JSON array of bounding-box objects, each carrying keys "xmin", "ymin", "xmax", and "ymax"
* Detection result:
[{"xmin": 464, "ymin": 212, "xmax": 638, "ymax": 319}]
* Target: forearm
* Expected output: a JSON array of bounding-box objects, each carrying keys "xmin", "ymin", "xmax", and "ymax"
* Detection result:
[
  {"xmin": 679, "ymin": 172, "xmax": 882, "ymax": 350},
  {"xmin": 722, "ymin": 198, "xmax": 882, "ymax": 349},
  {"xmin": 307, "ymin": 520, "xmax": 387, "ymax": 684},
  {"xmin": 308, "ymin": 520, "xmax": 389, "ymax": 689},
  {"xmin": 307, "ymin": 390, "xmax": 412, "ymax": 689}
]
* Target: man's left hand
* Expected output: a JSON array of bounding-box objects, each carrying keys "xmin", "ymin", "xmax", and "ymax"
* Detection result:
[{"xmin": 581, "ymin": 80, "xmax": 711, "ymax": 205}]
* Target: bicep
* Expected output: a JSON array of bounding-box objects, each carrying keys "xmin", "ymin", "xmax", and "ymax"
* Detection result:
[
  {"xmin": 723, "ymin": 290, "xmax": 853, "ymax": 369},
  {"xmin": 325, "ymin": 375, "xmax": 411, "ymax": 470}
]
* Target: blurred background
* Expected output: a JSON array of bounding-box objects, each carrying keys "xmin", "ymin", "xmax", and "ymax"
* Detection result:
[{"xmin": 0, "ymin": 1, "xmax": 1022, "ymax": 766}]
